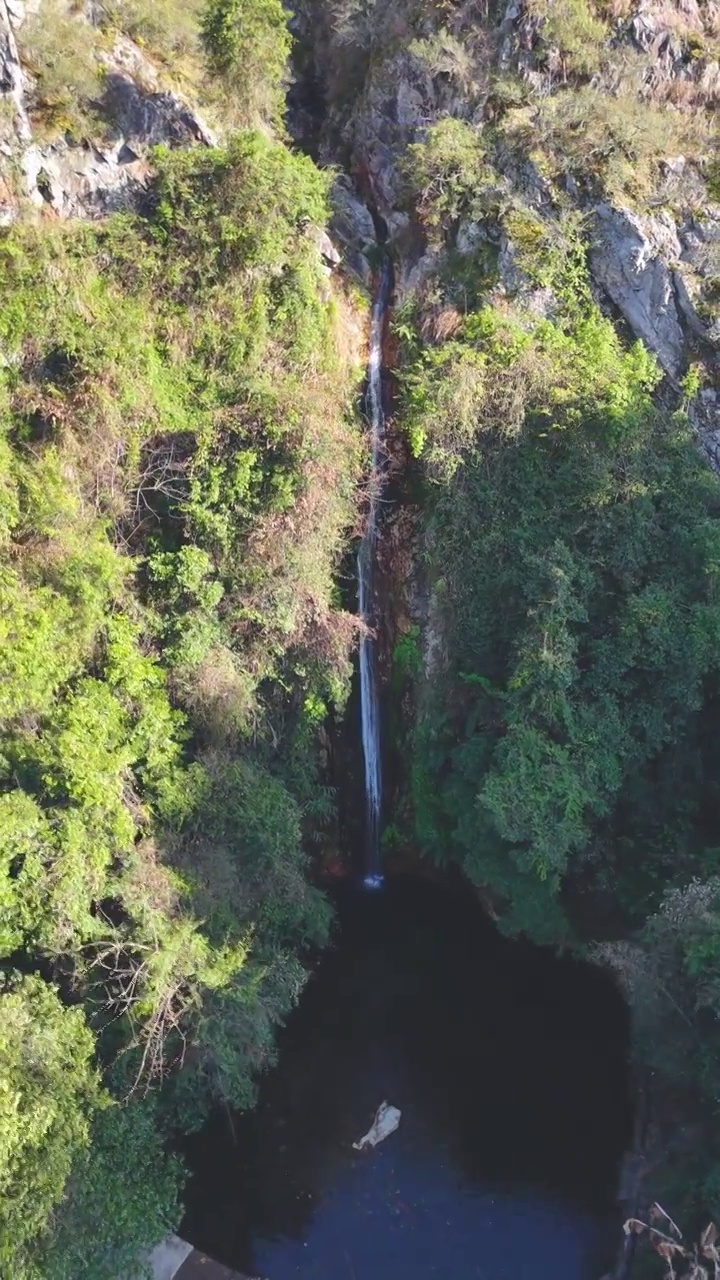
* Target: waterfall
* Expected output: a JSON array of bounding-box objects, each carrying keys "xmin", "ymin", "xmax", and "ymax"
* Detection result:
[{"xmin": 358, "ymin": 254, "xmax": 392, "ymax": 889}]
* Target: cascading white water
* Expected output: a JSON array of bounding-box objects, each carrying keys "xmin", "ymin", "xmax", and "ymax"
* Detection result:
[{"xmin": 358, "ymin": 255, "xmax": 392, "ymax": 890}]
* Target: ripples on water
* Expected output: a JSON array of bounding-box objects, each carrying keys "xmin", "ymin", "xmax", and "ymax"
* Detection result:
[{"xmin": 182, "ymin": 878, "xmax": 633, "ymax": 1279}]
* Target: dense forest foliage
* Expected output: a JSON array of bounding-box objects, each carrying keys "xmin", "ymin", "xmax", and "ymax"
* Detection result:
[
  {"xmin": 401, "ymin": 287, "xmax": 719, "ymax": 942},
  {"xmin": 2, "ymin": 0, "xmax": 720, "ymax": 1269},
  {"xmin": 285, "ymin": 0, "xmax": 718, "ymax": 1231},
  {"xmin": 394, "ymin": 122, "xmax": 720, "ymax": 1219},
  {"xmin": 0, "ymin": 2, "xmax": 365, "ymax": 1275}
]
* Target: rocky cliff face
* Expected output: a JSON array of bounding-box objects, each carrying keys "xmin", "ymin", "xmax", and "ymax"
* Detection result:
[
  {"xmin": 2, "ymin": 0, "xmax": 718, "ymax": 468},
  {"xmin": 5, "ymin": 0, "xmax": 717, "ymax": 418},
  {"xmin": 0, "ymin": 0, "xmax": 215, "ymax": 222},
  {"xmin": 293, "ymin": 0, "xmax": 719, "ymax": 456}
]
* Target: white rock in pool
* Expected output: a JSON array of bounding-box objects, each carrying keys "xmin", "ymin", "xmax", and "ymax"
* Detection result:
[{"xmin": 352, "ymin": 1101, "xmax": 401, "ymax": 1151}]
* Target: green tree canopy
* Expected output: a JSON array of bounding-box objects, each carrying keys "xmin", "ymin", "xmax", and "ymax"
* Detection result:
[{"xmin": 0, "ymin": 976, "xmax": 103, "ymax": 1279}]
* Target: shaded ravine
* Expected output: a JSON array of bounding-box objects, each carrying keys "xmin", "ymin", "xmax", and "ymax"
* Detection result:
[
  {"xmin": 180, "ymin": 215, "xmax": 634, "ymax": 1280},
  {"xmin": 357, "ymin": 252, "xmax": 393, "ymax": 887},
  {"xmin": 181, "ymin": 879, "xmax": 633, "ymax": 1279}
]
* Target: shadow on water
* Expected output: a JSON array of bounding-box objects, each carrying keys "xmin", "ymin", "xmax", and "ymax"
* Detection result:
[{"xmin": 181, "ymin": 877, "xmax": 633, "ymax": 1279}]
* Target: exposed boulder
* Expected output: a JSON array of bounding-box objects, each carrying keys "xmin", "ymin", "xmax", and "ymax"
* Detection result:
[
  {"xmin": 672, "ymin": 267, "xmax": 720, "ymax": 352},
  {"xmin": 454, "ymin": 215, "xmax": 557, "ymax": 318},
  {"xmin": 678, "ymin": 211, "xmax": 720, "ymax": 348},
  {"xmin": 496, "ymin": 229, "xmax": 529, "ymax": 294},
  {"xmin": 456, "ymin": 219, "xmax": 486, "ymax": 256},
  {"xmin": 590, "ymin": 204, "xmax": 688, "ymax": 379},
  {"xmin": 656, "ymin": 155, "xmax": 710, "ymax": 211},
  {"xmin": 100, "ymin": 62, "xmax": 217, "ymax": 149},
  {"xmin": 679, "ymin": 211, "xmax": 720, "ymax": 279},
  {"xmin": 330, "ymin": 175, "xmax": 375, "ymax": 247},
  {"xmin": 21, "ymin": 44, "xmax": 218, "ymax": 219},
  {"xmin": 307, "ymin": 222, "xmax": 341, "ymax": 275},
  {"xmin": 385, "ymin": 209, "xmax": 410, "ymax": 244},
  {"xmin": 590, "ymin": 204, "xmax": 720, "ymax": 376},
  {"xmin": 395, "ymin": 246, "xmax": 440, "ymax": 304},
  {"xmin": 329, "ymin": 175, "xmax": 376, "ymax": 287},
  {"xmin": 22, "ymin": 135, "xmax": 152, "ymax": 218},
  {"xmin": 493, "ymin": 228, "xmax": 557, "ymax": 318},
  {"xmin": 19, "ymin": 62, "xmax": 217, "ymax": 219}
]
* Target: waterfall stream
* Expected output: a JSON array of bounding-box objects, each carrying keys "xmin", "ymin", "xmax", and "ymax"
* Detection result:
[{"xmin": 357, "ymin": 254, "xmax": 393, "ymax": 888}]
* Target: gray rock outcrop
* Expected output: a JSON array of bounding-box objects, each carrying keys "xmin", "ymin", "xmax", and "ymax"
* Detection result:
[
  {"xmin": 21, "ymin": 135, "xmax": 152, "ymax": 218},
  {"xmin": 0, "ymin": 0, "xmax": 30, "ymax": 143},
  {"xmin": 0, "ymin": 4, "xmax": 216, "ymax": 222},
  {"xmin": 590, "ymin": 204, "xmax": 688, "ymax": 379},
  {"xmin": 590, "ymin": 203, "xmax": 719, "ymax": 381},
  {"xmin": 329, "ymin": 176, "xmax": 376, "ymax": 286},
  {"xmin": 19, "ymin": 66, "xmax": 217, "ymax": 219},
  {"xmin": 630, "ymin": 0, "xmax": 720, "ymax": 106},
  {"xmin": 338, "ymin": 48, "xmax": 439, "ymax": 214}
]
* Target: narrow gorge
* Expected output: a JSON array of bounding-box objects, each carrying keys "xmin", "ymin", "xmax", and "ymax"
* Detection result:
[{"xmin": 0, "ymin": 0, "xmax": 719, "ymax": 1278}]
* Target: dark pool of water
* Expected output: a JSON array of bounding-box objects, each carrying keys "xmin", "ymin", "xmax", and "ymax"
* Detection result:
[{"xmin": 182, "ymin": 877, "xmax": 633, "ymax": 1279}]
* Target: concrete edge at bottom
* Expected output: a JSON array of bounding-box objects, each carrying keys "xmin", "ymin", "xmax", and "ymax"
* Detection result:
[
  {"xmin": 176, "ymin": 1248, "xmax": 261, "ymax": 1279},
  {"xmin": 141, "ymin": 1236, "xmax": 194, "ymax": 1280},
  {"xmin": 131, "ymin": 1235, "xmax": 255, "ymax": 1280}
]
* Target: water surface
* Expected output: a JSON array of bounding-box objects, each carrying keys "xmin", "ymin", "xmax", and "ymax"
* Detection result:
[{"xmin": 183, "ymin": 878, "xmax": 632, "ymax": 1279}]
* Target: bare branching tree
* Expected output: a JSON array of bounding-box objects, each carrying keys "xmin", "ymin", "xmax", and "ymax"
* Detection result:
[{"xmin": 128, "ymin": 437, "xmax": 190, "ymax": 526}]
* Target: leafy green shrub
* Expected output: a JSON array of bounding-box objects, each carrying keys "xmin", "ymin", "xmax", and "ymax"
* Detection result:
[
  {"xmin": 408, "ymin": 29, "xmax": 477, "ymax": 93},
  {"xmin": 529, "ymin": 85, "xmax": 711, "ymax": 201},
  {"xmin": 526, "ymin": 0, "xmax": 608, "ymax": 76},
  {"xmin": 402, "ymin": 293, "xmax": 720, "ymax": 939},
  {"xmin": 39, "ymin": 1098, "xmax": 183, "ymax": 1280},
  {"xmin": 164, "ymin": 754, "xmax": 333, "ymax": 1122},
  {"xmin": 403, "ymin": 117, "xmax": 489, "ymax": 239},
  {"xmin": 17, "ymin": 0, "xmax": 103, "ymax": 134},
  {"xmin": 0, "ymin": 976, "xmax": 104, "ymax": 1280},
  {"xmin": 201, "ymin": 0, "xmax": 291, "ymax": 125},
  {"xmin": 98, "ymin": 0, "xmax": 203, "ymax": 63},
  {"xmin": 393, "ymin": 625, "xmax": 422, "ymax": 680},
  {"xmin": 599, "ymin": 880, "xmax": 720, "ymax": 1223},
  {"xmin": 151, "ymin": 132, "xmax": 329, "ymax": 289},
  {"xmin": 402, "ymin": 302, "xmax": 637, "ymax": 470},
  {"xmin": 502, "ymin": 206, "xmax": 592, "ymax": 305},
  {"xmin": 0, "ymin": 120, "xmax": 363, "ymax": 1280}
]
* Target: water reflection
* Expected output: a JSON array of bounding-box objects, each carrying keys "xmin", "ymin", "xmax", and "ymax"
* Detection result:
[{"xmin": 182, "ymin": 878, "xmax": 632, "ymax": 1278}]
